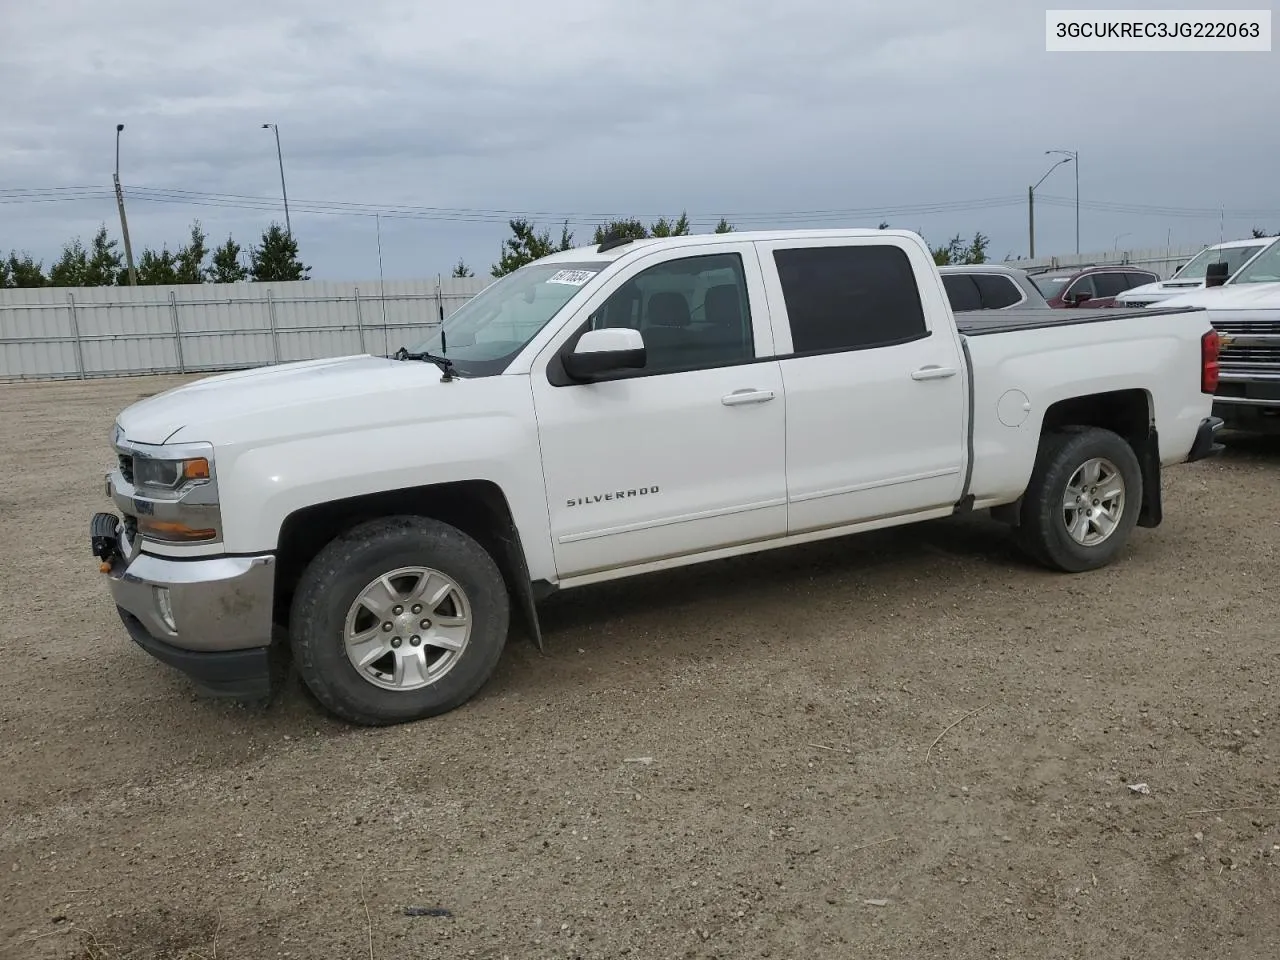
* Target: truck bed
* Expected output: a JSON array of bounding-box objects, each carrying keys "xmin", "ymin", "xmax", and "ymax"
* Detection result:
[{"xmin": 957, "ymin": 304, "xmax": 1204, "ymax": 336}]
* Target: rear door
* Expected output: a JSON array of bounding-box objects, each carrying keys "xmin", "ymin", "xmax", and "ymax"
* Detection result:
[{"xmin": 754, "ymin": 236, "xmax": 968, "ymax": 535}]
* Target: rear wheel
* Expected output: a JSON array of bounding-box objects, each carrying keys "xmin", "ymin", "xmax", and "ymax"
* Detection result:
[
  {"xmin": 289, "ymin": 516, "xmax": 510, "ymax": 725},
  {"xmin": 1015, "ymin": 426, "xmax": 1143, "ymax": 573}
]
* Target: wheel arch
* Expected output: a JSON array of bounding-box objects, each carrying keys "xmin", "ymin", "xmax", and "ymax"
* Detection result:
[
  {"xmin": 1040, "ymin": 388, "xmax": 1160, "ymax": 528},
  {"xmin": 273, "ymin": 480, "xmax": 549, "ymax": 649}
]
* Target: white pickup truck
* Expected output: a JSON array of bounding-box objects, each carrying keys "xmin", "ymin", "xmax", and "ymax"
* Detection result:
[{"xmin": 90, "ymin": 228, "xmax": 1225, "ymax": 726}]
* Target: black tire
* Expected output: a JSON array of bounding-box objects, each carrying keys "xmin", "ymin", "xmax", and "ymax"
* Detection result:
[
  {"xmin": 1015, "ymin": 426, "xmax": 1143, "ymax": 573},
  {"xmin": 289, "ymin": 515, "xmax": 510, "ymax": 726}
]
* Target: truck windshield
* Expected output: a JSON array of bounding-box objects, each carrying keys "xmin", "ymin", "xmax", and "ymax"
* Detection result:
[
  {"xmin": 1173, "ymin": 243, "xmax": 1266, "ymax": 280},
  {"xmin": 405, "ymin": 261, "xmax": 609, "ymax": 376},
  {"xmin": 1226, "ymin": 240, "xmax": 1280, "ymax": 285}
]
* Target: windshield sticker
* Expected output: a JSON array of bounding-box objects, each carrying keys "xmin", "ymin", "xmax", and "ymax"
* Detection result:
[{"xmin": 546, "ymin": 269, "xmax": 597, "ymax": 286}]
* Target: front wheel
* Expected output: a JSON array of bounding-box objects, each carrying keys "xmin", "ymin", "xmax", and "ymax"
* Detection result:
[
  {"xmin": 289, "ymin": 516, "xmax": 510, "ymax": 726},
  {"xmin": 1015, "ymin": 426, "xmax": 1143, "ymax": 573}
]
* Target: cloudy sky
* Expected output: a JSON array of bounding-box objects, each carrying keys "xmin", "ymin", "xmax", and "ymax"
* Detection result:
[{"xmin": 3, "ymin": 0, "xmax": 1277, "ymax": 280}]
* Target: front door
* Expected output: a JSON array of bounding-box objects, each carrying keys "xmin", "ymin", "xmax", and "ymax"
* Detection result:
[{"xmin": 530, "ymin": 243, "xmax": 788, "ymax": 581}]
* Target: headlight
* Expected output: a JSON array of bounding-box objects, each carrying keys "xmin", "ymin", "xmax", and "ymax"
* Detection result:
[
  {"xmin": 111, "ymin": 435, "xmax": 223, "ymax": 545},
  {"xmin": 133, "ymin": 455, "xmax": 210, "ymax": 491}
]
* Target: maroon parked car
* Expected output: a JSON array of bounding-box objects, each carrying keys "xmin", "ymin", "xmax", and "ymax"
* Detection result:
[{"xmin": 1030, "ymin": 265, "xmax": 1161, "ymax": 309}]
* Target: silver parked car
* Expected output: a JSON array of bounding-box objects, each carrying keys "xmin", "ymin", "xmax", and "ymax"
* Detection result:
[{"xmin": 939, "ymin": 264, "xmax": 1052, "ymax": 312}]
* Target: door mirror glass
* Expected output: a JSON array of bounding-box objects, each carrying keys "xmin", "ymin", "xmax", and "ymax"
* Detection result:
[
  {"xmin": 1068, "ymin": 290, "xmax": 1093, "ymax": 305},
  {"xmin": 1205, "ymin": 261, "xmax": 1230, "ymax": 287},
  {"xmin": 563, "ymin": 328, "xmax": 647, "ymax": 380}
]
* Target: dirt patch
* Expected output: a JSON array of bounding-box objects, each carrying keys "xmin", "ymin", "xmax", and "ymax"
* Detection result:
[{"xmin": 1, "ymin": 375, "xmax": 1278, "ymax": 960}]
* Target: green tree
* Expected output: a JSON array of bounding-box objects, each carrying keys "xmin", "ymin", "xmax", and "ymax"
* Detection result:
[
  {"xmin": 4, "ymin": 252, "xmax": 46, "ymax": 287},
  {"xmin": 1251, "ymin": 227, "xmax": 1279, "ymax": 238},
  {"xmin": 207, "ymin": 236, "xmax": 248, "ymax": 283},
  {"xmin": 592, "ymin": 218, "xmax": 648, "ymax": 244},
  {"xmin": 136, "ymin": 247, "xmax": 181, "ymax": 285},
  {"xmin": 176, "ymin": 220, "xmax": 209, "ymax": 283},
  {"xmin": 49, "ymin": 237, "xmax": 89, "ymax": 286},
  {"xmin": 649, "ymin": 211, "xmax": 692, "ymax": 238},
  {"xmin": 249, "ymin": 223, "xmax": 310, "ymax": 281},
  {"xmin": 931, "ymin": 231, "xmax": 988, "ymax": 266},
  {"xmin": 714, "ymin": 218, "xmax": 735, "ymax": 234},
  {"xmin": 450, "ymin": 258, "xmax": 474, "ymax": 278},
  {"xmin": 491, "ymin": 219, "xmax": 573, "ymax": 277},
  {"xmin": 86, "ymin": 225, "xmax": 125, "ymax": 285}
]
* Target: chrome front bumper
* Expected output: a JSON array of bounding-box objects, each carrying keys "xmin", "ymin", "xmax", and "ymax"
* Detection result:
[
  {"xmin": 108, "ymin": 549, "xmax": 276, "ymax": 652},
  {"xmin": 92, "ymin": 512, "xmax": 278, "ymax": 698}
]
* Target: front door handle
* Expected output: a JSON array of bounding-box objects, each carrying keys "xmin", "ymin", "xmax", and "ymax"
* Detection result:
[
  {"xmin": 721, "ymin": 389, "xmax": 777, "ymax": 406},
  {"xmin": 911, "ymin": 365, "xmax": 957, "ymax": 381}
]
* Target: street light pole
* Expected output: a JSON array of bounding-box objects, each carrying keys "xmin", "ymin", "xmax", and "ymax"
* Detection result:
[
  {"xmin": 113, "ymin": 123, "xmax": 138, "ymax": 286},
  {"xmin": 262, "ymin": 123, "xmax": 292, "ymax": 237},
  {"xmin": 1028, "ymin": 156, "xmax": 1072, "ymax": 259},
  {"xmin": 1047, "ymin": 149, "xmax": 1079, "ymax": 254}
]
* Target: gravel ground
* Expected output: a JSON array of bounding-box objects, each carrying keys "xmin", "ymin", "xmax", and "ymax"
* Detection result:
[{"xmin": 1, "ymin": 374, "xmax": 1277, "ymax": 960}]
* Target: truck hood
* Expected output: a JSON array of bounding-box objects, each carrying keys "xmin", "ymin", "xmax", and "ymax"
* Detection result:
[
  {"xmin": 116, "ymin": 354, "xmax": 443, "ymax": 445},
  {"xmin": 1155, "ymin": 282, "xmax": 1280, "ymax": 310},
  {"xmin": 1117, "ymin": 278, "xmax": 1205, "ymax": 301}
]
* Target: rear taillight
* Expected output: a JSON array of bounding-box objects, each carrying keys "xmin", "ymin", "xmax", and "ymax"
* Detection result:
[{"xmin": 1201, "ymin": 329, "xmax": 1220, "ymax": 394}]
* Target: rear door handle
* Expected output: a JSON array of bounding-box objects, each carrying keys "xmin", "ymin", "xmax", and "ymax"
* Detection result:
[
  {"xmin": 721, "ymin": 388, "xmax": 777, "ymax": 406},
  {"xmin": 911, "ymin": 365, "xmax": 957, "ymax": 381}
]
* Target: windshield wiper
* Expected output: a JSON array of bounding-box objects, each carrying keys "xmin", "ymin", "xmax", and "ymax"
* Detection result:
[{"xmin": 393, "ymin": 346, "xmax": 458, "ymax": 382}]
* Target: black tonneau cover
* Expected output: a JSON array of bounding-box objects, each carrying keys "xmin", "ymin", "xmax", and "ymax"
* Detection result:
[{"xmin": 957, "ymin": 304, "xmax": 1204, "ymax": 336}]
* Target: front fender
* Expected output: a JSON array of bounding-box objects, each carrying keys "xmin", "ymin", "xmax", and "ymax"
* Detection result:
[{"xmin": 212, "ymin": 414, "xmax": 557, "ymax": 584}]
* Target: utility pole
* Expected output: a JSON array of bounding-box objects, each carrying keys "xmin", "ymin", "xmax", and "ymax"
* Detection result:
[
  {"xmin": 262, "ymin": 123, "xmax": 292, "ymax": 237},
  {"xmin": 1028, "ymin": 185, "xmax": 1035, "ymax": 259},
  {"xmin": 1028, "ymin": 155, "xmax": 1072, "ymax": 260},
  {"xmin": 113, "ymin": 124, "xmax": 138, "ymax": 286},
  {"xmin": 1047, "ymin": 149, "xmax": 1079, "ymax": 254}
]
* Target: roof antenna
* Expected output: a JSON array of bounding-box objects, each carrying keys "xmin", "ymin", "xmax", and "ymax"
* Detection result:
[
  {"xmin": 436, "ymin": 274, "xmax": 446, "ymax": 354},
  {"xmin": 597, "ymin": 229, "xmax": 636, "ymax": 254}
]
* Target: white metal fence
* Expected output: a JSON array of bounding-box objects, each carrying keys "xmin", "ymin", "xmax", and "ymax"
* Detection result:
[
  {"xmin": 1004, "ymin": 243, "xmax": 1215, "ymax": 279},
  {"xmin": 0, "ymin": 238, "xmax": 1242, "ymax": 382},
  {"xmin": 0, "ymin": 276, "xmax": 492, "ymax": 382}
]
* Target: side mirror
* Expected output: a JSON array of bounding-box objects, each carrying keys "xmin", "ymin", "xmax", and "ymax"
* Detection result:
[
  {"xmin": 1067, "ymin": 290, "xmax": 1093, "ymax": 305},
  {"xmin": 562, "ymin": 328, "xmax": 646, "ymax": 380},
  {"xmin": 1205, "ymin": 262, "xmax": 1229, "ymax": 287}
]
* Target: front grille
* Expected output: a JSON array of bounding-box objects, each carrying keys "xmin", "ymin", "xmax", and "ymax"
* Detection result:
[
  {"xmin": 1213, "ymin": 319, "xmax": 1280, "ymax": 336},
  {"xmin": 1213, "ymin": 320, "xmax": 1280, "ymax": 369},
  {"xmin": 118, "ymin": 453, "xmax": 134, "ymax": 484}
]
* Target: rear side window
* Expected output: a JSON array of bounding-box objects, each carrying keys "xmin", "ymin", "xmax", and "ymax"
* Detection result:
[
  {"xmin": 973, "ymin": 274, "xmax": 1023, "ymax": 309},
  {"xmin": 773, "ymin": 245, "xmax": 928, "ymax": 353},
  {"xmin": 942, "ymin": 274, "xmax": 982, "ymax": 312},
  {"xmin": 1125, "ymin": 271, "xmax": 1157, "ymax": 288}
]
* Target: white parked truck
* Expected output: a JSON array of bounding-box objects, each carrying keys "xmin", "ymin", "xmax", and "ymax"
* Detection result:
[
  {"xmin": 1114, "ymin": 236, "xmax": 1278, "ymax": 307},
  {"xmin": 90, "ymin": 229, "xmax": 1226, "ymax": 725}
]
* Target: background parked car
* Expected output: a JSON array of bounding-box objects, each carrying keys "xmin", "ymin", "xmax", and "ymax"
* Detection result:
[
  {"xmin": 1029, "ymin": 265, "xmax": 1161, "ymax": 309},
  {"xmin": 1114, "ymin": 236, "xmax": 1278, "ymax": 308},
  {"xmin": 938, "ymin": 264, "xmax": 1051, "ymax": 312}
]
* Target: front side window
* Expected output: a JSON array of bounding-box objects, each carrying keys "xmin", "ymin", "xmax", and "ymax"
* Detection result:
[
  {"xmin": 1092, "ymin": 272, "xmax": 1133, "ymax": 298},
  {"xmin": 408, "ymin": 260, "xmax": 609, "ymax": 376},
  {"xmin": 583, "ymin": 253, "xmax": 755, "ymax": 375},
  {"xmin": 773, "ymin": 245, "xmax": 928, "ymax": 353},
  {"xmin": 1066, "ymin": 275, "xmax": 1097, "ymax": 299}
]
